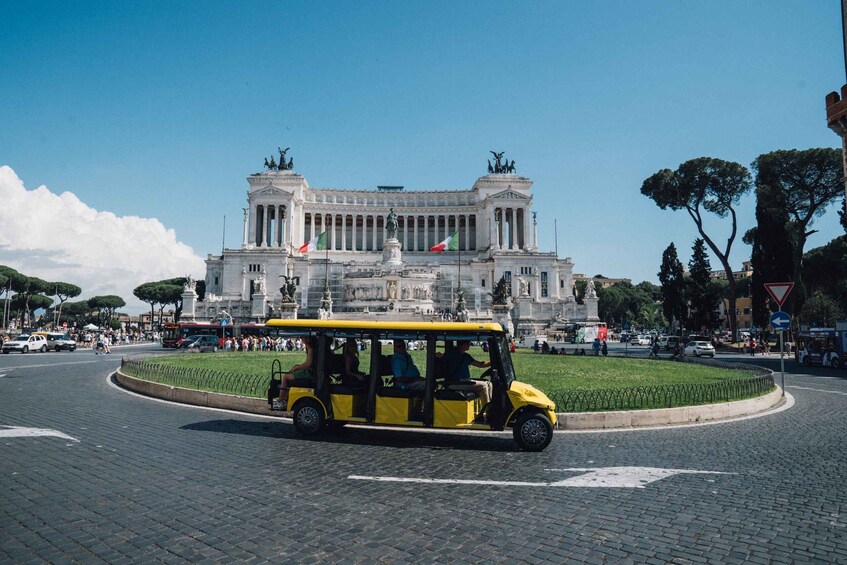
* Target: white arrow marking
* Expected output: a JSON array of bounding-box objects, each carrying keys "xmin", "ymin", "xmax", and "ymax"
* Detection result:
[
  {"xmin": 349, "ymin": 466, "xmax": 732, "ymax": 489},
  {"xmin": 0, "ymin": 426, "xmax": 79, "ymax": 442},
  {"xmin": 788, "ymin": 386, "xmax": 847, "ymax": 396}
]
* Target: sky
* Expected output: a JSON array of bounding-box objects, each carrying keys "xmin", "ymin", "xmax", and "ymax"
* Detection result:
[{"xmin": 1, "ymin": 1, "xmax": 845, "ymax": 313}]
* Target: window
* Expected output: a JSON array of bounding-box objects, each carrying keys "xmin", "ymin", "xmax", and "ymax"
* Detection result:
[
  {"xmin": 214, "ymin": 276, "xmax": 219, "ymax": 286},
  {"xmin": 481, "ymin": 278, "xmax": 486, "ymax": 288},
  {"xmin": 541, "ymin": 272, "xmax": 548, "ymax": 298},
  {"xmin": 520, "ymin": 266, "xmax": 532, "ymax": 275},
  {"xmin": 248, "ymin": 264, "xmax": 262, "ymax": 273}
]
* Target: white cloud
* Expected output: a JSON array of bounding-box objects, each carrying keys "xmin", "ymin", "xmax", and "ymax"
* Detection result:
[{"xmin": 0, "ymin": 166, "xmax": 206, "ymax": 313}]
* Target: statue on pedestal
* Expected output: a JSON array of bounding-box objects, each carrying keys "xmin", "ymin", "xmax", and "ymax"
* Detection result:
[
  {"xmin": 585, "ymin": 278, "xmax": 597, "ymax": 299},
  {"xmin": 279, "ymin": 276, "xmax": 297, "ymax": 303},
  {"xmin": 490, "ymin": 276, "xmax": 510, "ymax": 305},
  {"xmin": 386, "ymin": 208, "xmax": 398, "ymax": 240}
]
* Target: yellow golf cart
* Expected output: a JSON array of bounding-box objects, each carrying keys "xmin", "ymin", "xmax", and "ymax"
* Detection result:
[{"xmin": 266, "ymin": 319, "xmax": 556, "ymax": 451}]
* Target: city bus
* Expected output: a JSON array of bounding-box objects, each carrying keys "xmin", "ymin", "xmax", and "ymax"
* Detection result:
[
  {"xmin": 795, "ymin": 324, "xmax": 847, "ymax": 369},
  {"xmin": 553, "ymin": 322, "xmax": 608, "ymax": 344},
  {"xmin": 264, "ymin": 319, "xmax": 557, "ymax": 451},
  {"xmin": 161, "ymin": 322, "xmax": 275, "ymax": 348}
]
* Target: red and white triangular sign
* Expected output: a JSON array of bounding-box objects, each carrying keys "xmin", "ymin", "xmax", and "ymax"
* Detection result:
[{"xmin": 764, "ymin": 282, "xmax": 794, "ymax": 307}]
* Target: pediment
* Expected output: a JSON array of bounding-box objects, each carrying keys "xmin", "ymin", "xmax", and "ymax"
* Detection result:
[
  {"xmin": 252, "ymin": 185, "xmax": 292, "ymax": 197},
  {"xmin": 489, "ymin": 189, "xmax": 530, "ymax": 200}
]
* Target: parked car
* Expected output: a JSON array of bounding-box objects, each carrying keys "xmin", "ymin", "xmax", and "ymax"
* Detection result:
[
  {"xmin": 35, "ymin": 331, "xmax": 77, "ymax": 352},
  {"xmin": 2, "ymin": 334, "xmax": 49, "ymax": 354},
  {"xmin": 179, "ymin": 335, "xmax": 220, "ymax": 353},
  {"xmin": 630, "ymin": 335, "xmax": 651, "ymax": 346},
  {"xmin": 663, "ymin": 336, "xmax": 680, "ymax": 351},
  {"xmin": 684, "ymin": 341, "xmax": 715, "ymax": 357}
]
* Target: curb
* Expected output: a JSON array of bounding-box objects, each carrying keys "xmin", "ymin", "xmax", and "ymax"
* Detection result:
[
  {"xmin": 556, "ymin": 385, "xmax": 784, "ymax": 430},
  {"xmin": 115, "ymin": 367, "xmax": 784, "ymax": 430}
]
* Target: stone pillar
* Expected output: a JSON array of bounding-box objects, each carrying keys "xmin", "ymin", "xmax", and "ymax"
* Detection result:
[
  {"xmin": 372, "ymin": 215, "xmax": 378, "ymax": 251},
  {"xmin": 402, "ymin": 216, "xmax": 408, "ymax": 250},
  {"xmin": 492, "ymin": 303, "xmax": 514, "ymax": 337},
  {"xmin": 413, "ymin": 216, "xmax": 419, "ymax": 252},
  {"xmin": 330, "ymin": 214, "xmax": 337, "ymax": 250},
  {"xmin": 341, "ymin": 214, "xmax": 347, "ymax": 251},
  {"xmin": 309, "ymin": 213, "xmax": 315, "ymax": 241},
  {"xmin": 248, "ymin": 205, "xmax": 257, "ymax": 246},
  {"xmin": 241, "ymin": 208, "xmax": 249, "ymax": 248},
  {"xmin": 531, "ymin": 211, "xmax": 538, "ymax": 252},
  {"xmin": 498, "ymin": 209, "xmax": 505, "ymax": 249},
  {"xmin": 352, "ymin": 214, "xmax": 357, "ymax": 251},
  {"xmin": 277, "ymin": 301, "xmax": 298, "ymax": 320},
  {"xmin": 251, "ymin": 286, "xmax": 267, "ymax": 323},
  {"xmin": 263, "ymin": 205, "xmax": 271, "ymax": 247},
  {"xmin": 181, "ymin": 286, "xmax": 198, "ymax": 323}
]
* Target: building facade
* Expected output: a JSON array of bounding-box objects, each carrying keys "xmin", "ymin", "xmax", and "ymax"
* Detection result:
[{"xmin": 190, "ymin": 160, "xmax": 598, "ymax": 336}]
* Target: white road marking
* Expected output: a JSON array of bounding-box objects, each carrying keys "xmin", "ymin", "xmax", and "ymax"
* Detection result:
[
  {"xmin": 0, "ymin": 374, "xmax": 6, "ymax": 378},
  {"xmin": 0, "ymin": 360, "xmax": 108, "ymax": 371},
  {"xmin": 0, "ymin": 425, "xmax": 79, "ymax": 441},
  {"xmin": 788, "ymin": 385, "xmax": 847, "ymax": 396},
  {"xmin": 348, "ymin": 466, "xmax": 732, "ymax": 489}
]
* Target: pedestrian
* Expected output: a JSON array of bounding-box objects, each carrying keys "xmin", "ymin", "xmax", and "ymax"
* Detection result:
[{"xmin": 601, "ymin": 340, "xmax": 608, "ymax": 356}]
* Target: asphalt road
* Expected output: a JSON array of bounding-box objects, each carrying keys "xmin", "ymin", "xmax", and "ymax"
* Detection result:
[{"xmin": 1, "ymin": 343, "xmax": 845, "ymax": 563}]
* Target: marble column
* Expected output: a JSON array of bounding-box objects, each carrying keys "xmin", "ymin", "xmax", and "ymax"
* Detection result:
[{"xmin": 241, "ymin": 207, "xmax": 249, "ymax": 248}]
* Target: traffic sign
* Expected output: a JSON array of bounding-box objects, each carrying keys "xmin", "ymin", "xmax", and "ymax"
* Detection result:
[
  {"xmin": 220, "ymin": 318, "xmax": 229, "ymax": 327},
  {"xmin": 764, "ymin": 282, "xmax": 794, "ymax": 307},
  {"xmin": 770, "ymin": 311, "xmax": 791, "ymax": 331}
]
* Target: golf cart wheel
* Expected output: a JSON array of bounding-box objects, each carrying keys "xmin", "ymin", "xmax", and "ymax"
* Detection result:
[
  {"xmin": 513, "ymin": 411, "xmax": 553, "ymax": 452},
  {"xmin": 293, "ymin": 399, "xmax": 326, "ymax": 435},
  {"xmin": 832, "ymin": 357, "xmax": 841, "ymax": 369}
]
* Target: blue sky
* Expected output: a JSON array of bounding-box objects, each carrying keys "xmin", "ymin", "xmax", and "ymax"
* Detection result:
[{"xmin": 1, "ymin": 1, "xmax": 844, "ymax": 309}]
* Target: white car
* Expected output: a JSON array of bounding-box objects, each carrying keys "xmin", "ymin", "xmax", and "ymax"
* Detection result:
[
  {"xmin": 2, "ymin": 334, "xmax": 49, "ymax": 354},
  {"xmin": 684, "ymin": 341, "xmax": 715, "ymax": 357},
  {"xmin": 630, "ymin": 335, "xmax": 651, "ymax": 346}
]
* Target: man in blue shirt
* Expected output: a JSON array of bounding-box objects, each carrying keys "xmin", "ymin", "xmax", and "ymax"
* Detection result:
[
  {"xmin": 392, "ymin": 339, "xmax": 425, "ymax": 392},
  {"xmin": 442, "ymin": 341, "xmax": 492, "ymax": 407}
]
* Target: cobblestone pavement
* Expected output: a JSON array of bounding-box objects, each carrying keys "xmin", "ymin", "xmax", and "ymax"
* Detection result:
[{"xmin": 1, "ymin": 346, "xmax": 845, "ymax": 563}]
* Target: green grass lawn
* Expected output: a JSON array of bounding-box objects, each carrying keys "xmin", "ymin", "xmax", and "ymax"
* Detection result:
[{"xmin": 146, "ymin": 348, "xmax": 751, "ymax": 393}]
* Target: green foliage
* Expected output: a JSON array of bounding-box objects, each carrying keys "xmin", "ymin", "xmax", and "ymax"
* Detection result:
[
  {"xmin": 641, "ymin": 157, "xmax": 752, "ymax": 339},
  {"xmin": 658, "ymin": 243, "xmax": 686, "ymax": 326},
  {"xmin": 802, "ymin": 235, "xmax": 847, "ymax": 317},
  {"xmin": 50, "ymin": 281, "xmax": 82, "ymax": 325},
  {"xmin": 573, "ymin": 279, "xmax": 587, "ymax": 304},
  {"xmin": 597, "ymin": 281, "xmax": 660, "ymax": 327},
  {"xmin": 62, "ymin": 300, "xmax": 94, "ymax": 326},
  {"xmin": 87, "ymin": 295, "xmax": 126, "ymax": 326},
  {"xmin": 799, "ymin": 291, "xmax": 843, "ymax": 327},
  {"xmin": 752, "ymin": 148, "xmax": 843, "ymax": 314},
  {"xmin": 686, "ymin": 239, "xmax": 722, "ymax": 333}
]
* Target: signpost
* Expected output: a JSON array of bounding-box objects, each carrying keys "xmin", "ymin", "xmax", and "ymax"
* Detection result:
[{"xmin": 765, "ymin": 282, "xmax": 794, "ymax": 397}]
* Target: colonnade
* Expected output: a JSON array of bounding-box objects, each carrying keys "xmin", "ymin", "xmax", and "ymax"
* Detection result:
[
  {"xmin": 248, "ymin": 203, "xmax": 531, "ymax": 252},
  {"xmin": 252, "ymin": 204, "xmax": 289, "ymax": 248},
  {"xmin": 492, "ymin": 206, "xmax": 529, "ymax": 250},
  {"xmin": 302, "ymin": 212, "xmax": 480, "ymax": 252}
]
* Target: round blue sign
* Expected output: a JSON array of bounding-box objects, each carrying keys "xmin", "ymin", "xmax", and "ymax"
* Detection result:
[{"xmin": 769, "ymin": 311, "xmax": 791, "ymax": 331}]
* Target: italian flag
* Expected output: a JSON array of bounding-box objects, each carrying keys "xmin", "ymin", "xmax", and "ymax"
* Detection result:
[
  {"xmin": 299, "ymin": 231, "xmax": 328, "ymax": 253},
  {"xmin": 430, "ymin": 231, "xmax": 459, "ymax": 253}
]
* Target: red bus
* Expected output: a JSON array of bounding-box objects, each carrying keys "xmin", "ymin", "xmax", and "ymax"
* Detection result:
[{"xmin": 161, "ymin": 322, "xmax": 276, "ymax": 348}]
